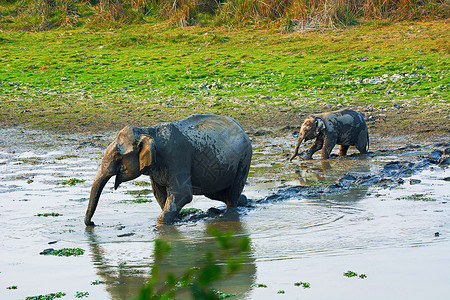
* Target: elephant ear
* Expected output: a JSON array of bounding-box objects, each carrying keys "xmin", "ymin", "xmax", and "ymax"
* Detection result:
[
  {"xmin": 116, "ymin": 126, "xmax": 135, "ymax": 156},
  {"xmin": 315, "ymin": 117, "xmax": 326, "ymax": 135},
  {"xmin": 138, "ymin": 135, "xmax": 155, "ymax": 173}
]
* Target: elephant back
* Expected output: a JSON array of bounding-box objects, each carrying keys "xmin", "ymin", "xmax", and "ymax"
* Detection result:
[{"xmin": 174, "ymin": 114, "xmax": 251, "ymax": 163}]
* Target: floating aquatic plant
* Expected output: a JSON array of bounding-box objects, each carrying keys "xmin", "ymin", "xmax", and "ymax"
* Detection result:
[
  {"xmin": 397, "ymin": 193, "xmax": 436, "ymax": 201},
  {"xmin": 179, "ymin": 208, "xmax": 203, "ymax": 216},
  {"xmin": 344, "ymin": 270, "xmax": 367, "ymax": 279},
  {"xmin": 75, "ymin": 291, "xmax": 89, "ymax": 298},
  {"xmin": 294, "ymin": 281, "xmax": 310, "ymax": 288},
  {"xmin": 7, "ymin": 285, "xmax": 17, "ymax": 290},
  {"xmin": 50, "ymin": 248, "xmax": 85, "ymax": 257},
  {"xmin": 212, "ymin": 290, "xmax": 236, "ymax": 298},
  {"xmin": 58, "ymin": 178, "xmax": 86, "ymax": 186},
  {"xmin": 36, "ymin": 212, "xmax": 61, "ymax": 217},
  {"xmin": 133, "ymin": 198, "xmax": 152, "ymax": 203},
  {"xmin": 133, "ymin": 181, "xmax": 151, "ymax": 186},
  {"xmin": 91, "ymin": 280, "xmax": 106, "ymax": 285},
  {"xmin": 25, "ymin": 292, "xmax": 66, "ymax": 300}
]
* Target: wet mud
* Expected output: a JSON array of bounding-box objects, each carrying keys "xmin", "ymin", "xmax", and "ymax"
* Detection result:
[{"xmin": 1, "ymin": 127, "xmax": 449, "ymax": 300}]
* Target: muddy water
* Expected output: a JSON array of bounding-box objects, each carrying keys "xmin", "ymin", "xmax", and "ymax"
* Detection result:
[{"xmin": 1, "ymin": 128, "xmax": 449, "ymax": 300}]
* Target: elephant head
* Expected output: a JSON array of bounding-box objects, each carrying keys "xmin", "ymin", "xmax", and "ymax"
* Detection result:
[
  {"xmin": 289, "ymin": 116, "xmax": 325, "ymax": 162},
  {"xmin": 84, "ymin": 126, "xmax": 155, "ymax": 226}
]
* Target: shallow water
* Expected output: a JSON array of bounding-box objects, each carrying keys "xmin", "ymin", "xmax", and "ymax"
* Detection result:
[{"xmin": 1, "ymin": 128, "xmax": 449, "ymax": 300}]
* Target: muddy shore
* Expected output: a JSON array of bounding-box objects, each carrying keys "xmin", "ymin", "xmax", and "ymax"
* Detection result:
[{"xmin": 1, "ymin": 105, "xmax": 449, "ymax": 144}]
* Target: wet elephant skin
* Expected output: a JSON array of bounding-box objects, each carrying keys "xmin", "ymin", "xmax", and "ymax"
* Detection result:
[{"xmin": 85, "ymin": 114, "xmax": 252, "ymax": 226}]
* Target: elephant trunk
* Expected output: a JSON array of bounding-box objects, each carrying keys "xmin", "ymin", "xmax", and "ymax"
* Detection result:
[
  {"xmin": 289, "ymin": 136, "xmax": 304, "ymax": 162},
  {"xmin": 84, "ymin": 169, "xmax": 113, "ymax": 226}
]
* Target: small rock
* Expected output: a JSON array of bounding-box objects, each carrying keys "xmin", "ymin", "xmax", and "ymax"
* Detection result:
[
  {"xmin": 48, "ymin": 241, "xmax": 58, "ymax": 245},
  {"xmin": 117, "ymin": 233, "xmax": 135, "ymax": 237},
  {"xmin": 434, "ymin": 232, "xmax": 439, "ymax": 237},
  {"xmin": 61, "ymin": 77, "xmax": 68, "ymax": 81},
  {"xmin": 207, "ymin": 207, "xmax": 222, "ymax": 217},
  {"xmin": 410, "ymin": 179, "xmax": 421, "ymax": 185},
  {"xmin": 40, "ymin": 248, "xmax": 55, "ymax": 255}
]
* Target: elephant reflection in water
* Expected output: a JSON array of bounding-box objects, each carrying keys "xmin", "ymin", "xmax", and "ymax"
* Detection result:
[
  {"xmin": 85, "ymin": 220, "xmax": 256, "ymax": 300},
  {"xmin": 294, "ymin": 161, "xmax": 333, "ymax": 185},
  {"xmin": 293, "ymin": 158, "xmax": 370, "ymax": 203}
]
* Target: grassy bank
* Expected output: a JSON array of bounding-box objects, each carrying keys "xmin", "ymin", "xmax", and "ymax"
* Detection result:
[{"xmin": 0, "ymin": 20, "xmax": 449, "ymax": 136}]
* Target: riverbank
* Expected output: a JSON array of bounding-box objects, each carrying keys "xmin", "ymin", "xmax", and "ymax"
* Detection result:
[{"xmin": 1, "ymin": 20, "xmax": 448, "ymax": 138}]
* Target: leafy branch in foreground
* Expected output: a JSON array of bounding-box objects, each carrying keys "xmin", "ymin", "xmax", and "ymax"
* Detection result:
[{"xmin": 137, "ymin": 226, "xmax": 251, "ymax": 299}]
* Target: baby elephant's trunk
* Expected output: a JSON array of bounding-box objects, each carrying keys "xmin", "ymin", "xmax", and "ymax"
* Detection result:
[{"xmin": 289, "ymin": 137, "xmax": 304, "ymax": 162}]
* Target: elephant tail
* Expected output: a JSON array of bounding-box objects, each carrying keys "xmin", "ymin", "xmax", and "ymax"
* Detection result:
[{"xmin": 366, "ymin": 130, "xmax": 370, "ymax": 152}]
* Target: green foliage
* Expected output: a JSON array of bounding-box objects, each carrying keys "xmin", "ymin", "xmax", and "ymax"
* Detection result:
[
  {"xmin": 179, "ymin": 208, "xmax": 203, "ymax": 216},
  {"xmin": 75, "ymin": 291, "xmax": 89, "ymax": 298},
  {"xmin": 137, "ymin": 226, "xmax": 251, "ymax": 299},
  {"xmin": 25, "ymin": 292, "xmax": 66, "ymax": 300},
  {"xmin": 91, "ymin": 280, "xmax": 106, "ymax": 285},
  {"xmin": 27, "ymin": 179, "xmax": 34, "ymax": 184},
  {"xmin": 343, "ymin": 270, "xmax": 367, "ymax": 279},
  {"xmin": 58, "ymin": 178, "xmax": 86, "ymax": 186},
  {"xmin": 133, "ymin": 198, "xmax": 152, "ymax": 203},
  {"xmin": 126, "ymin": 189, "xmax": 152, "ymax": 196},
  {"xmin": 311, "ymin": 181, "xmax": 331, "ymax": 186},
  {"xmin": 50, "ymin": 248, "xmax": 85, "ymax": 257},
  {"xmin": 252, "ymin": 283, "xmax": 267, "ymax": 288},
  {"xmin": 277, "ymin": 290, "xmax": 285, "ymax": 294},
  {"xmin": 294, "ymin": 281, "xmax": 310, "ymax": 288},
  {"xmin": 134, "ymin": 181, "xmax": 152, "ymax": 186},
  {"xmin": 212, "ymin": 290, "xmax": 236, "ymax": 298},
  {"xmin": 7, "ymin": 285, "xmax": 18, "ymax": 289},
  {"xmin": 397, "ymin": 193, "xmax": 437, "ymax": 201},
  {"xmin": 35, "ymin": 212, "xmax": 61, "ymax": 217}
]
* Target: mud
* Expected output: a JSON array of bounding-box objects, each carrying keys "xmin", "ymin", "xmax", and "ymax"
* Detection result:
[{"xmin": 1, "ymin": 127, "xmax": 449, "ymax": 300}]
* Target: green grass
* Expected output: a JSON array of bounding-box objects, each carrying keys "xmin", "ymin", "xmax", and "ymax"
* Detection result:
[{"xmin": 0, "ymin": 20, "xmax": 448, "ymax": 133}]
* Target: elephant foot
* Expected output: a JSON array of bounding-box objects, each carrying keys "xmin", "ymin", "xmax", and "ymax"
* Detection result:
[
  {"xmin": 84, "ymin": 219, "xmax": 96, "ymax": 227},
  {"xmin": 157, "ymin": 211, "xmax": 179, "ymax": 226},
  {"xmin": 223, "ymin": 207, "xmax": 240, "ymax": 221}
]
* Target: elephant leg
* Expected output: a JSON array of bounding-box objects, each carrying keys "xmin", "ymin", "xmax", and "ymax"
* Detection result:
[
  {"xmin": 339, "ymin": 145, "xmax": 349, "ymax": 157},
  {"xmin": 227, "ymin": 160, "xmax": 250, "ymax": 209},
  {"xmin": 151, "ymin": 177, "xmax": 167, "ymax": 210},
  {"xmin": 157, "ymin": 174, "xmax": 193, "ymax": 225},
  {"xmin": 321, "ymin": 135, "xmax": 337, "ymax": 159},
  {"xmin": 306, "ymin": 138, "xmax": 324, "ymax": 159},
  {"xmin": 356, "ymin": 130, "xmax": 369, "ymax": 154}
]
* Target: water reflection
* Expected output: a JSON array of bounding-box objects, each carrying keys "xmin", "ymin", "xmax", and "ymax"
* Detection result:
[
  {"xmin": 293, "ymin": 157, "xmax": 371, "ymax": 186},
  {"xmin": 85, "ymin": 219, "xmax": 256, "ymax": 300}
]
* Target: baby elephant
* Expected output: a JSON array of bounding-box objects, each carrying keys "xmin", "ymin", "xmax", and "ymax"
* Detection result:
[{"xmin": 289, "ymin": 109, "xmax": 369, "ymax": 161}]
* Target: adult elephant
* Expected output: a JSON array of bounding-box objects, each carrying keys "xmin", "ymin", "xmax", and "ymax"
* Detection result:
[
  {"xmin": 85, "ymin": 114, "xmax": 252, "ymax": 226},
  {"xmin": 289, "ymin": 109, "xmax": 369, "ymax": 161}
]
